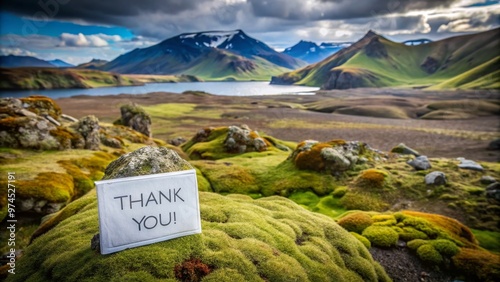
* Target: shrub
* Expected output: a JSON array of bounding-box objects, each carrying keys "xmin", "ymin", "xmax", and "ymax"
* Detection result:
[
  {"xmin": 337, "ymin": 212, "xmax": 373, "ymax": 233},
  {"xmin": 362, "ymin": 226, "xmax": 398, "ymax": 248},
  {"xmin": 417, "ymin": 244, "xmax": 443, "ymax": 265}
]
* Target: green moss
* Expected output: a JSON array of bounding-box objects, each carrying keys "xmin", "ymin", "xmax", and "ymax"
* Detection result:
[
  {"xmin": 17, "ymin": 172, "xmax": 74, "ymax": 202},
  {"xmin": 472, "ymin": 229, "xmax": 500, "ymax": 253},
  {"xmin": 337, "ymin": 212, "xmax": 373, "ymax": 233},
  {"xmin": 407, "ymin": 239, "xmax": 428, "ymax": 250},
  {"xmin": 362, "ymin": 226, "xmax": 399, "ymax": 248},
  {"xmin": 350, "ymin": 232, "xmax": 371, "ymax": 249},
  {"xmin": 9, "ymin": 192, "xmax": 391, "ymax": 282},
  {"xmin": 430, "ymin": 239, "xmax": 459, "ymax": 257},
  {"xmin": 339, "ymin": 192, "xmax": 389, "ymax": 212},
  {"xmin": 397, "ymin": 227, "xmax": 428, "ymax": 241},
  {"xmin": 332, "ymin": 186, "xmax": 348, "ymax": 198},
  {"xmin": 416, "ymin": 244, "xmax": 443, "ymax": 265},
  {"xmin": 371, "ymin": 214, "xmax": 397, "ymax": 226}
]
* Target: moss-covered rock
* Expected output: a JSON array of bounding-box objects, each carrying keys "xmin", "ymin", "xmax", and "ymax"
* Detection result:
[
  {"xmin": 362, "ymin": 226, "xmax": 399, "ymax": 248},
  {"xmin": 337, "ymin": 212, "xmax": 373, "ymax": 233},
  {"xmin": 19, "ymin": 95, "xmax": 62, "ymax": 119},
  {"xmin": 103, "ymin": 146, "xmax": 193, "ymax": 180},
  {"xmin": 10, "ymin": 192, "xmax": 391, "ymax": 282},
  {"xmin": 289, "ymin": 139, "xmax": 372, "ymax": 174},
  {"xmin": 182, "ymin": 125, "xmax": 293, "ymax": 160},
  {"xmin": 117, "ymin": 103, "xmax": 152, "ymax": 138}
]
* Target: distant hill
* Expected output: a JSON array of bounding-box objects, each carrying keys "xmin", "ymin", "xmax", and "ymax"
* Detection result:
[
  {"xmin": 0, "ymin": 55, "xmax": 55, "ymax": 68},
  {"xmin": 76, "ymin": 59, "xmax": 109, "ymax": 69},
  {"xmin": 48, "ymin": 59, "xmax": 74, "ymax": 68},
  {"xmin": 282, "ymin": 40, "xmax": 351, "ymax": 64},
  {"xmin": 102, "ymin": 29, "xmax": 306, "ymax": 81},
  {"xmin": 0, "ymin": 68, "xmax": 142, "ymax": 90},
  {"xmin": 271, "ymin": 28, "xmax": 500, "ymax": 90}
]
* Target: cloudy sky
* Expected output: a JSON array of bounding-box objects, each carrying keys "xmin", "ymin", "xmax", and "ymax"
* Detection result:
[{"xmin": 1, "ymin": 0, "xmax": 499, "ymax": 64}]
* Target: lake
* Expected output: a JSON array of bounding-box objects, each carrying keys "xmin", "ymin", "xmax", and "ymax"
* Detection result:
[{"xmin": 0, "ymin": 81, "xmax": 319, "ymax": 99}]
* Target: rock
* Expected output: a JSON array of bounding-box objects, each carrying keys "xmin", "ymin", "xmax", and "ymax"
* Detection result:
[
  {"xmin": 100, "ymin": 134, "xmax": 123, "ymax": 148},
  {"xmin": 91, "ymin": 234, "xmax": 100, "ymax": 252},
  {"xmin": 119, "ymin": 103, "xmax": 152, "ymax": 137},
  {"xmin": 61, "ymin": 114, "xmax": 79, "ymax": 122},
  {"xmin": 457, "ymin": 158, "xmax": 484, "ymax": 171},
  {"xmin": 76, "ymin": 115, "xmax": 100, "ymax": 150},
  {"xmin": 480, "ymin": 176, "xmax": 497, "ymax": 185},
  {"xmin": 407, "ymin": 156, "xmax": 431, "ymax": 171},
  {"xmin": 169, "ymin": 137, "xmax": 186, "ymax": 146},
  {"xmin": 103, "ymin": 146, "xmax": 193, "ymax": 180},
  {"xmin": 390, "ymin": 143, "xmax": 420, "ymax": 156},
  {"xmin": 20, "ymin": 95, "xmax": 62, "ymax": 119},
  {"xmin": 289, "ymin": 139, "xmax": 373, "ymax": 174},
  {"xmin": 223, "ymin": 124, "xmax": 268, "ymax": 153},
  {"xmin": 487, "ymin": 139, "xmax": 500, "ymax": 150},
  {"xmin": 486, "ymin": 182, "xmax": 500, "ymax": 201},
  {"xmin": 44, "ymin": 115, "xmax": 61, "ymax": 126},
  {"xmin": 425, "ymin": 171, "xmax": 447, "ymax": 185}
]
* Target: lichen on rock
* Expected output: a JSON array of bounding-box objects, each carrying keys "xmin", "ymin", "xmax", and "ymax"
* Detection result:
[
  {"xmin": 117, "ymin": 103, "xmax": 152, "ymax": 138},
  {"xmin": 102, "ymin": 146, "xmax": 193, "ymax": 180}
]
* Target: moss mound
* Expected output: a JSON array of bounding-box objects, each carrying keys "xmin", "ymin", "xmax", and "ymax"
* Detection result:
[
  {"xmin": 356, "ymin": 169, "xmax": 389, "ymax": 189},
  {"xmin": 182, "ymin": 125, "xmax": 293, "ymax": 160},
  {"xmin": 10, "ymin": 192, "xmax": 390, "ymax": 282},
  {"xmin": 362, "ymin": 226, "xmax": 398, "ymax": 248},
  {"xmin": 337, "ymin": 212, "xmax": 373, "ymax": 233}
]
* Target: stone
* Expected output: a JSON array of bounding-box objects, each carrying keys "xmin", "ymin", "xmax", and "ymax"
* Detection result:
[
  {"xmin": 487, "ymin": 139, "xmax": 500, "ymax": 150},
  {"xmin": 44, "ymin": 115, "xmax": 61, "ymax": 126},
  {"xmin": 223, "ymin": 124, "xmax": 268, "ymax": 153},
  {"xmin": 320, "ymin": 147, "xmax": 352, "ymax": 171},
  {"xmin": 390, "ymin": 143, "xmax": 420, "ymax": 156},
  {"xmin": 61, "ymin": 114, "xmax": 79, "ymax": 122},
  {"xmin": 486, "ymin": 182, "xmax": 500, "ymax": 201},
  {"xmin": 425, "ymin": 171, "xmax": 447, "ymax": 185},
  {"xmin": 119, "ymin": 104, "xmax": 152, "ymax": 137},
  {"xmin": 457, "ymin": 158, "xmax": 484, "ymax": 171},
  {"xmin": 169, "ymin": 137, "xmax": 187, "ymax": 146},
  {"xmin": 20, "ymin": 95, "xmax": 62, "ymax": 119},
  {"xmin": 103, "ymin": 146, "xmax": 193, "ymax": 180},
  {"xmin": 407, "ymin": 155, "xmax": 431, "ymax": 171},
  {"xmin": 480, "ymin": 176, "xmax": 497, "ymax": 185},
  {"xmin": 100, "ymin": 134, "xmax": 123, "ymax": 149},
  {"xmin": 77, "ymin": 115, "xmax": 101, "ymax": 150}
]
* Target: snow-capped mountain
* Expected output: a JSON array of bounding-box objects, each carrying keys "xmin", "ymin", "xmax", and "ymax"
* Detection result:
[
  {"xmin": 283, "ymin": 41, "xmax": 352, "ymax": 64},
  {"xmin": 102, "ymin": 29, "xmax": 306, "ymax": 79}
]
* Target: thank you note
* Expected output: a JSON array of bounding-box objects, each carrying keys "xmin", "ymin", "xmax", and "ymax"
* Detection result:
[{"xmin": 96, "ymin": 169, "xmax": 201, "ymax": 254}]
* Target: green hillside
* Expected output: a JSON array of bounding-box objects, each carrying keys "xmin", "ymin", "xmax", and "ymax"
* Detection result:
[{"xmin": 272, "ymin": 28, "xmax": 500, "ymax": 90}]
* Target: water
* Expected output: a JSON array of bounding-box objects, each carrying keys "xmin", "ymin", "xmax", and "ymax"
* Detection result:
[{"xmin": 0, "ymin": 81, "xmax": 319, "ymax": 99}]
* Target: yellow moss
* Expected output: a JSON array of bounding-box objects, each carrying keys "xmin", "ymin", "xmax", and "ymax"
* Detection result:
[
  {"xmin": 327, "ymin": 139, "xmax": 347, "ymax": 146},
  {"xmin": 337, "ymin": 212, "xmax": 374, "ymax": 233},
  {"xmin": 452, "ymin": 248, "xmax": 500, "ymax": 282},
  {"xmin": 20, "ymin": 95, "xmax": 62, "ymax": 119},
  {"xmin": 402, "ymin": 210, "xmax": 477, "ymax": 246},
  {"xmin": 17, "ymin": 172, "xmax": 74, "ymax": 202},
  {"xmin": 356, "ymin": 169, "xmax": 388, "ymax": 189},
  {"xmin": 294, "ymin": 143, "xmax": 331, "ymax": 171}
]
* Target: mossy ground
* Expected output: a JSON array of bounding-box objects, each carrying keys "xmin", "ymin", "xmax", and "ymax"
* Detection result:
[{"xmin": 7, "ymin": 192, "xmax": 390, "ymax": 282}]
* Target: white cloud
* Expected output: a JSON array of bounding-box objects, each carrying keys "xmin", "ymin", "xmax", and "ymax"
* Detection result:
[
  {"xmin": 58, "ymin": 33, "xmax": 122, "ymax": 47},
  {"xmin": 0, "ymin": 47, "xmax": 37, "ymax": 57}
]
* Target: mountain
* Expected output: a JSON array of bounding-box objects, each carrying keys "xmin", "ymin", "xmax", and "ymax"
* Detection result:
[
  {"xmin": 48, "ymin": 59, "xmax": 74, "ymax": 67},
  {"xmin": 102, "ymin": 30, "xmax": 306, "ymax": 80},
  {"xmin": 282, "ymin": 41, "xmax": 352, "ymax": 64},
  {"xmin": 0, "ymin": 55, "xmax": 55, "ymax": 68},
  {"xmin": 77, "ymin": 59, "xmax": 109, "ymax": 69},
  {"xmin": 271, "ymin": 28, "xmax": 500, "ymax": 90}
]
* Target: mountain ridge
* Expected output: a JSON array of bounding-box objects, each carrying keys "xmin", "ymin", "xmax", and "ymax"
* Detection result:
[{"xmin": 271, "ymin": 28, "xmax": 500, "ymax": 89}]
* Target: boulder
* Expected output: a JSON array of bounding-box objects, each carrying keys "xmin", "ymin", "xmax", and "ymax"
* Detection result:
[
  {"xmin": 76, "ymin": 115, "xmax": 100, "ymax": 150},
  {"xmin": 407, "ymin": 156, "xmax": 431, "ymax": 171},
  {"xmin": 224, "ymin": 124, "xmax": 268, "ymax": 153},
  {"xmin": 19, "ymin": 95, "xmax": 62, "ymax": 119},
  {"xmin": 487, "ymin": 139, "xmax": 500, "ymax": 150},
  {"xmin": 289, "ymin": 139, "xmax": 372, "ymax": 174},
  {"xmin": 118, "ymin": 103, "xmax": 152, "ymax": 137},
  {"xmin": 390, "ymin": 143, "xmax": 420, "ymax": 156},
  {"xmin": 457, "ymin": 158, "xmax": 484, "ymax": 171},
  {"xmin": 480, "ymin": 176, "xmax": 497, "ymax": 185},
  {"xmin": 486, "ymin": 182, "xmax": 500, "ymax": 197},
  {"xmin": 169, "ymin": 136, "xmax": 186, "ymax": 146},
  {"xmin": 103, "ymin": 146, "xmax": 192, "ymax": 180},
  {"xmin": 425, "ymin": 171, "xmax": 447, "ymax": 185}
]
